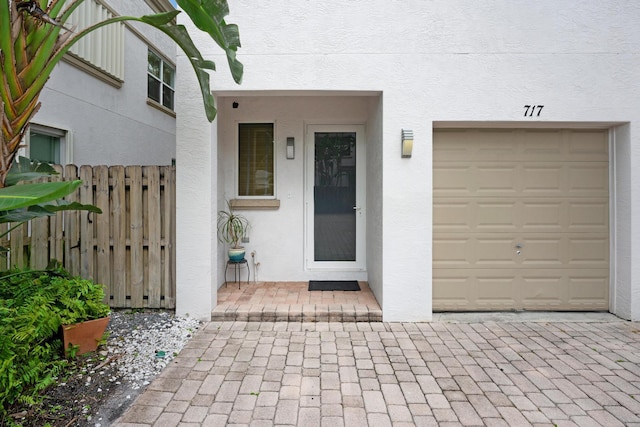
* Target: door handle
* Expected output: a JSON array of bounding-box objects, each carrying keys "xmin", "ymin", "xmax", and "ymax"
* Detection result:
[{"xmin": 353, "ymin": 206, "xmax": 361, "ymax": 211}]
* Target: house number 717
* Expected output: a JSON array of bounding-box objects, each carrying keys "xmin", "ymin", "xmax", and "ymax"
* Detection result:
[{"xmin": 524, "ymin": 105, "xmax": 544, "ymax": 117}]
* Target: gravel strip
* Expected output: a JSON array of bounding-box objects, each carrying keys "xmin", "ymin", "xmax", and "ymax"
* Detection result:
[
  {"xmin": 3, "ymin": 309, "xmax": 201, "ymax": 427},
  {"xmin": 83, "ymin": 310, "xmax": 201, "ymax": 426},
  {"xmin": 107, "ymin": 310, "xmax": 201, "ymax": 390}
]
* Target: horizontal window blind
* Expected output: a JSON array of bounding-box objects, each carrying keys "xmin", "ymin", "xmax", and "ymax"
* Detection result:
[
  {"xmin": 67, "ymin": 0, "xmax": 124, "ymax": 81},
  {"xmin": 238, "ymin": 124, "xmax": 274, "ymax": 197}
]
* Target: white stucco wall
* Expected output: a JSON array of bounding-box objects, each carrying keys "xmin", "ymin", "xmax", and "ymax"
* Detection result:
[
  {"xmin": 176, "ymin": 1, "xmax": 640, "ymax": 321},
  {"xmin": 36, "ymin": 0, "xmax": 176, "ymax": 166}
]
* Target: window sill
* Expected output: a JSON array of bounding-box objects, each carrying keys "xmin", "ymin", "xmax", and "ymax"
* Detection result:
[
  {"xmin": 147, "ymin": 99, "xmax": 176, "ymax": 118},
  {"xmin": 63, "ymin": 54, "xmax": 123, "ymax": 88},
  {"xmin": 230, "ymin": 199, "xmax": 280, "ymax": 210}
]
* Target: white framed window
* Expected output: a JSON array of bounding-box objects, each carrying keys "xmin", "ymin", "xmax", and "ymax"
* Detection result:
[
  {"xmin": 237, "ymin": 123, "xmax": 275, "ymax": 197},
  {"xmin": 25, "ymin": 124, "xmax": 73, "ymax": 165},
  {"xmin": 147, "ymin": 49, "xmax": 175, "ymax": 110}
]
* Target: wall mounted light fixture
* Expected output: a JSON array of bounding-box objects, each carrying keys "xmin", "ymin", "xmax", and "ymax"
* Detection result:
[
  {"xmin": 286, "ymin": 137, "xmax": 295, "ymax": 159},
  {"xmin": 401, "ymin": 129, "xmax": 414, "ymax": 158}
]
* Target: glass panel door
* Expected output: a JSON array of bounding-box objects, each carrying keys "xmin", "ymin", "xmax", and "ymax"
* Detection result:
[
  {"xmin": 314, "ymin": 132, "xmax": 357, "ymax": 261},
  {"xmin": 306, "ymin": 125, "xmax": 365, "ymax": 270}
]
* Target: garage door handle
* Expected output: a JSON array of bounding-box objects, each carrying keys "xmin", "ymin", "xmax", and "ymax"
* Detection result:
[{"xmin": 515, "ymin": 243, "xmax": 523, "ymax": 255}]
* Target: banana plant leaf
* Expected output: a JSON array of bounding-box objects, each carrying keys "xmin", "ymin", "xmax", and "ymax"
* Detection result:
[
  {"xmin": 5, "ymin": 157, "xmax": 59, "ymax": 186},
  {"xmin": 0, "ymin": 181, "xmax": 83, "ymax": 211},
  {"xmin": 0, "ymin": 201, "xmax": 100, "ymax": 224}
]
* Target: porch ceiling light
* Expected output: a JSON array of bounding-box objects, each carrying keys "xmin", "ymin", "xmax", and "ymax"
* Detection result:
[{"xmin": 402, "ymin": 129, "xmax": 413, "ymax": 158}]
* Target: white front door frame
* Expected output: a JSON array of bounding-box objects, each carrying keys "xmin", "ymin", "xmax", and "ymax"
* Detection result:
[{"xmin": 304, "ymin": 124, "xmax": 367, "ymax": 272}]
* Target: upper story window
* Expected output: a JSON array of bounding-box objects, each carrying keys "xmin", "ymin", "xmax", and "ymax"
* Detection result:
[
  {"xmin": 147, "ymin": 50, "xmax": 175, "ymax": 110},
  {"xmin": 238, "ymin": 123, "xmax": 275, "ymax": 197}
]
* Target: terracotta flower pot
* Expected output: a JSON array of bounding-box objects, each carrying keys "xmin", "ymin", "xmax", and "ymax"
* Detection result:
[{"xmin": 62, "ymin": 316, "xmax": 110, "ymax": 356}]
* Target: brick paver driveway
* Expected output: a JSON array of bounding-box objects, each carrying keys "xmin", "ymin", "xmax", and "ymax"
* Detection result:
[{"xmin": 114, "ymin": 316, "xmax": 640, "ymax": 426}]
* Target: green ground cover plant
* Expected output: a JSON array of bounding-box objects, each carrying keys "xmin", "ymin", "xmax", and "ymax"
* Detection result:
[{"xmin": 0, "ymin": 265, "xmax": 110, "ymax": 422}]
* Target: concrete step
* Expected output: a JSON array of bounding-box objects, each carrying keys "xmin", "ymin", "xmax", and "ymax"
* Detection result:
[{"xmin": 211, "ymin": 303, "xmax": 382, "ymax": 322}]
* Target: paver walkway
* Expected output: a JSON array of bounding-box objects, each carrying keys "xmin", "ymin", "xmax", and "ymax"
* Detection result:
[{"xmin": 114, "ymin": 316, "xmax": 640, "ymax": 426}]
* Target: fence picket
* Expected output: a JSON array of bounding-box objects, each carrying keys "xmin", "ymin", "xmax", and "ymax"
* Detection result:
[
  {"xmin": 95, "ymin": 166, "xmax": 111, "ymax": 304},
  {"xmin": 129, "ymin": 166, "xmax": 144, "ymax": 308},
  {"xmin": 111, "ymin": 166, "xmax": 127, "ymax": 307},
  {"xmin": 162, "ymin": 166, "xmax": 176, "ymax": 308},
  {"xmin": 79, "ymin": 166, "xmax": 95, "ymax": 279},
  {"xmin": 51, "ymin": 166, "xmax": 64, "ymax": 263},
  {"xmin": 0, "ymin": 165, "xmax": 176, "ymax": 309},
  {"xmin": 64, "ymin": 165, "xmax": 80, "ymax": 276},
  {"xmin": 145, "ymin": 166, "xmax": 162, "ymax": 308}
]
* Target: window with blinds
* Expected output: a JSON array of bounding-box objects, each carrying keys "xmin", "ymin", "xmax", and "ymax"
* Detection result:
[{"xmin": 238, "ymin": 123, "xmax": 274, "ymax": 197}]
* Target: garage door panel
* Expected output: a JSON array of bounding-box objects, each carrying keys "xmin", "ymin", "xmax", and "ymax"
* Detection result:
[
  {"xmin": 433, "ymin": 270, "xmax": 519, "ymax": 311},
  {"xmin": 434, "ymin": 269, "xmax": 608, "ymax": 311},
  {"xmin": 521, "ymin": 274, "xmax": 565, "ymax": 309},
  {"xmin": 568, "ymin": 164, "xmax": 608, "ymax": 195},
  {"xmin": 567, "ymin": 130, "xmax": 609, "ymax": 160},
  {"xmin": 432, "ymin": 237, "xmax": 472, "ymax": 266},
  {"xmin": 476, "ymin": 166, "xmax": 519, "ymax": 194},
  {"xmin": 521, "ymin": 130, "xmax": 564, "ymax": 160},
  {"xmin": 432, "ymin": 273, "xmax": 475, "ymax": 310},
  {"xmin": 521, "ymin": 201, "xmax": 564, "ymax": 232},
  {"xmin": 433, "ymin": 201, "xmax": 472, "ymax": 232},
  {"xmin": 433, "ymin": 166, "xmax": 472, "ymax": 195},
  {"xmin": 435, "ymin": 233, "xmax": 608, "ymax": 270},
  {"xmin": 567, "ymin": 274, "xmax": 609, "ymax": 309},
  {"xmin": 568, "ymin": 201, "xmax": 608, "ymax": 231},
  {"xmin": 567, "ymin": 236, "xmax": 609, "ymax": 266},
  {"xmin": 434, "ymin": 234, "xmax": 519, "ymax": 268},
  {"xmin": 475, "ymin": 237, "xmax": 518, "ymax": 266},
  {"xmin": 433, "ymin": 129, "xmax": 519, "ymax": 162},
  {"xmin": 476, "ymin": 275, "xmax": 519, "ymax": 310},
  {"xmin": 437, "ymin": 163, "xmax": 608, "ymax": 198},
  {"xmin": 472, "ymin": 130, "xmax": 521, "ymax": 160},
  {"xmin": 476, "ymin": 202, "xmax": 518, "ymax": 231},
  {"xmin": 522, "ymin": 166, "xmax": 564, "ymax": 194},
  {"xmin": 433, "ymin": 128, "xmax": 609, "ymax": 312},
  {"xmin": 519, "ymin": 237, "xmax": 564, "ymax": 266}
]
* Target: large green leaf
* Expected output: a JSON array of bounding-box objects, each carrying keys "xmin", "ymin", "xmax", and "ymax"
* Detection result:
[
  {"xmin": 5, "ymin": 156, "xmax": 59, "ymax": 186},
  {"xmin": 0, "ymin": 181, "xmax": 82, "ymax": 211},
  {"xmin": 0, "ymin": 201, "xmax": 101, "ymax": 224},
  {"xmin": 176, "ymin": 0, "xmax": 243, "ymax": 84}
]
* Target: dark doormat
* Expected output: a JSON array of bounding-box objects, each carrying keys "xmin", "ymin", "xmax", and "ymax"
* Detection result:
[{"xmin": 308, "ymin": 280, "xmax": 361, "ymax": 291}]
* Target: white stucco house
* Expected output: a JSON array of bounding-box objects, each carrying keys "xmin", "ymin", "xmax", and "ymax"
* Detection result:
[
  {"xmin": 33, "ymin": 0, "xmax": 177, "ymax": 166},
  {"xmin": 175, "ymin": 1, "xmax": 640, "ymax": 322}
]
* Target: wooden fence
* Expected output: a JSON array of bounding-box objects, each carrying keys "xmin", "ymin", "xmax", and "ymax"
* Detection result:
[{"xmin": 0, "ymin": 165, "xmax": 176, "ymax": 309}]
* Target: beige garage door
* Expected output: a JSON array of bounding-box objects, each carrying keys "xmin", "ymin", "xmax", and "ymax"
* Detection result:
[{"xmin": 433, "ymin": 129, "xmax": 609, "ymax": 311}]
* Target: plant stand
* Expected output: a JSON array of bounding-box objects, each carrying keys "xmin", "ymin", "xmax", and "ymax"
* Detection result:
[{"xmin": 225, "ymin": 258, "xmax": 250, "ymax": 289}]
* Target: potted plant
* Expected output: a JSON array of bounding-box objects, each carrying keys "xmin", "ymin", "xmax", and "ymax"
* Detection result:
[
  {"xmin": 217, "ymin": 201, "xmax": 250, "ymax": 261},
  {"xmin": 58, "ymin": 276, "xmax": 111, "ymax": 357},
  {"xmin": 0, "ymin": 265, "xmax": 110, "ymax": 357}
]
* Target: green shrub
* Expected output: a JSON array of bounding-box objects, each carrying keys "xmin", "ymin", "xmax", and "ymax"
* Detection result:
[{"xmin": 0, "ymin": 267, "xmax": 110, "ymax": 417}]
